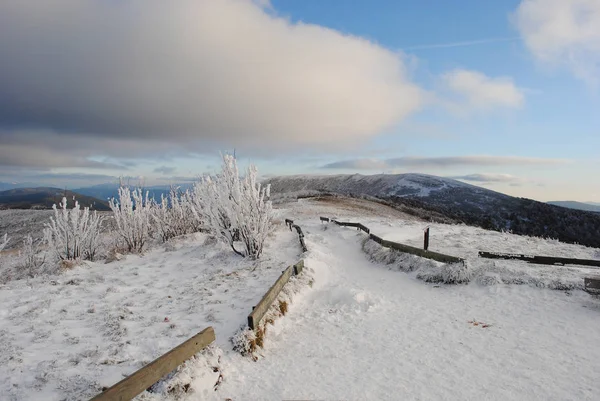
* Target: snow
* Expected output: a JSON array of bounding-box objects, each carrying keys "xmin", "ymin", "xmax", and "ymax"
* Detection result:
[
  {"xmin": 208, "ymin": 214, "xmax": 600, "ymax": 401},
  {"xmin": 2, "ymin": 197, "xmax": 600, "ymax": 400},
  {"xmin": 0, "ymin": 224, "xmax": 301, "ymax": 400}
]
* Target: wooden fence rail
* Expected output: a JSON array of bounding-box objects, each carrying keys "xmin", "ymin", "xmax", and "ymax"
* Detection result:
[
  {"xmin": 479, "ymin": 251, "xmax": 600, "ymax": 268},
  {"xmin": 378, "ymin": 237, "xmax": 463, "ymax": 264},
  {"xmin": 324, "ymin": 217, "xmax": 463, "ymax": 264},
  {"xmin": 584, "ymin": 277, "xmax": 600, "ymax": 294},
  {"xmin": 292, "ymin": 224, "xmax": 308, "ymax": 252},
  {"xmin": 90, "ymin": 327, "xmax": 215, "ymax": 401},
  {"xmin": 248, "ymin": 260, "xmax": 305, "ymax": 330}
]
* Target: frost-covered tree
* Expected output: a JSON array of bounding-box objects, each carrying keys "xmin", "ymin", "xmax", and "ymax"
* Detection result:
[
  {"xmin": 236, "ymin": 164, "xmax": 273, "ymax": 259},
  {"xmin": 201, "ymin": 154, "xmax": 273, "ymax": 259},
  {"xmin": 151, "ymin": 186, "xmax": 200, "ymax": 242},
  {"xmin": 44, "ymin": 197, "xmax": 103, "ymax": 261},
  {"xmin": 109, "ymin": 186, "xmax": 152, "ymax": 253}
]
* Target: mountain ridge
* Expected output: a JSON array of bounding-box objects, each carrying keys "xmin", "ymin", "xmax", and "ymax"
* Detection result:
[
  {"xmin": 265, "ymin": 173, "xmax": 600, "ymax": 249},
  {"xmin": 0, "ymin": 187, "xmax": 111, "ymax": 211}
]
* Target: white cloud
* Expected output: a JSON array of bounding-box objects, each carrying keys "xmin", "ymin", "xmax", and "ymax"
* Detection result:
[
  {"xmin": 514, "ymin": 0, "xmax": 600, "ymax": 84},
  {"xmin": 442, "ymin": 69, "xmax": 525, "ymax": 110},
  {"xmin": 322, "ymin": 155, "xmax": 567, "ymax": 170},
  {"xmin": 0, "ymin": 0, "xmax": 423, "ymax": 166},
  {"xmin": 449, "ymin": 173, "xmax": 521, "ymax": 183}
]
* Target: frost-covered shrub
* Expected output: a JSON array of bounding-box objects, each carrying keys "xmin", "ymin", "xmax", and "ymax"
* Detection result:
[
  {"xmin": 109, "ymin": 186, "xmax": 152, "ymax": 253},
  {"xmin": 200, "ymin": 154, "xmax": 273, "ymax": 259},
  {"xmin": 0, "ymin": 233, "xmax": 8, "ymax": 252},
  {"xmin": 0, "ymin": 233, "xmax": 9, "ymax": 270},
  {"xmin": 236, "ymin": 164, "xmax": 273, "ymax": 259},
  {"xmin": 44, "ymin": 198, "xmax": 103, "ymax": 261},
  {"xmin": 20, "ymin": 234, "xmax": 45, "ymax": 275},
  {"xmin": 151, "ymin": 187, "xmax": 200, "ymax": 242},
  {"xmin": 441, "ymin": 261, "xmax": 472, "ymax": 284}
]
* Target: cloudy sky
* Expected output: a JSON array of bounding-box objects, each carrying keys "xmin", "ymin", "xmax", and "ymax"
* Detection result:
[{"xmin": 1, "ymin": 0, "xmax": 599, "ymax": 201}]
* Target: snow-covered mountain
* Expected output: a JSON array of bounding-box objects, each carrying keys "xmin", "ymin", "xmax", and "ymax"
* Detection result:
[
  {"xmin": 266, "ymin": 173, "xmax": 600, "ymax": 249},
  {"xmin": 267, "ymin": 173, "xmax": 491, "ymax": 198}
]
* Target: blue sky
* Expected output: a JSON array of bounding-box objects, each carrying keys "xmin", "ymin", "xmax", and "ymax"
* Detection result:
[{"xmin": 0, "ymin": 0, "xmax": 599, "ymax": 202}]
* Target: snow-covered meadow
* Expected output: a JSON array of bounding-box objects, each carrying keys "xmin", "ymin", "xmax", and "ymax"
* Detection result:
[
  {"xmin": 1, "ymin": 196, "xmax": 600, "ymax": 400},
  {"xmin": 211, "ymin": 218, "xmax": 600, "ymax": 400},
  {"xmin": 0, "ymin": 221, "xmax": 304, "ymax": 400}
]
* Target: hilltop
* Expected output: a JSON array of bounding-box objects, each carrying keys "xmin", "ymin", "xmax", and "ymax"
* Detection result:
[{"xmin": 0, "ymin": 187, "xmax": 111, "ymax": 211}]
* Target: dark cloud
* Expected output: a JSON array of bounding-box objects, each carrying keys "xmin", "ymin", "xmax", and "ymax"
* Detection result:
[
  {"xmin": 0, "ymin": 172, "xmax": 118, "ymax": 188},
  {"xmin": 153, "ymin": 166, "xmax": 177, "ymax": 175},
  {"xmin": 0, "ymin": 0, "xmax": 422, "ymax": 169}
]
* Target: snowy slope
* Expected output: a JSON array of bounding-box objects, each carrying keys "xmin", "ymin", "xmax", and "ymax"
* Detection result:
[{"xmin": 210, "ymin": 221, "xmax": 600, "ymax": 400}]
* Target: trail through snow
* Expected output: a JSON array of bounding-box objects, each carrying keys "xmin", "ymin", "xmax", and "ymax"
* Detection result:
[{"xmin": 210, "ymin": 222, "xmax": 600, "ymax": 401}]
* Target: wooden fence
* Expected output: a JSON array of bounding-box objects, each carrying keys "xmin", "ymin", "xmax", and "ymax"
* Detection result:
[
  {"xmin": 584, "ymin": 277, "xmax": 600, "ymax": 295},
  {"xmin": 478, "ymin": 251, "xmax": 600, "ymax": 268},
  {"xmin": 324, "ymin": 217, "xmax": 463, "ymax": 264},
  {"xmin": 331, "ymin": 219, "xmax": 370, "ymax": 234},
  {"xmin": 247, "ymin": 260, "xmax": 305, "ymax": 330},
  {"xmin": 285, "ymin": 219, "xmax": 308, "ymax": 252},
  {"xmin": 90, "ymin": 327, "xmax": 215, "ymax": 401}
]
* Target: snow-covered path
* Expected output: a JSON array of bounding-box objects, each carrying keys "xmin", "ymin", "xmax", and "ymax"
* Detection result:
[{"xmin": 210, "ymin": 223, "xmax": 600, "ymax": 401}]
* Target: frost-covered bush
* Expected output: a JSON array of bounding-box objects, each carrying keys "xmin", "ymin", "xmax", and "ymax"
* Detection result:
[
  {"xmin": 441, "ymin": 261, "xmax": 472, "ymax": 284},
  {"xmin": 20, "ymin": 234, "xmax": 46, "ymax": 276},
  {"xmin": 151, "ymin": 187, "xmax": 201, "ymax": 242},
  {"xmin": 200, "ymin": 154, "xmax": 274, "ymax": 259},
  {"xmin": 109, "ymin": 186, "xmax": 152, "ymax": 253},
  {"xmin": 0, "ymin": 233, "xmax": 8, "ymax": 253},
  {"xmin": 236, "ymin": 164, "xmax": 273, "ymax": 259},
  {"xmin": 0, "ymin": 233, "xmax": 9, "ymax": 271},
  {"xmin": 43, "ymin": 197, "xmax": 103, "ymax": 261}
]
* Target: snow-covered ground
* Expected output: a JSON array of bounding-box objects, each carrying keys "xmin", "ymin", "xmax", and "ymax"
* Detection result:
[
  {"xmin": 2, "ymin": 197, "xmax": 600, "ymax": 400},
  {"xmin": 0, "ymin": 209, "xmax": 54, "ymax": 252},
  {"xmin": 211, "ymin": 220, "xmax": 600, "ymax": 400},
  {"xmin": 0, "ymin": 222, "xmax": 302, "ymax": 400}
]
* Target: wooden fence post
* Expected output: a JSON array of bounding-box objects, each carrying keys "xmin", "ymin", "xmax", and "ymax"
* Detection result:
[{"xmin": 424, "ymin": 227, "xmax": 430, "ymax": 251}]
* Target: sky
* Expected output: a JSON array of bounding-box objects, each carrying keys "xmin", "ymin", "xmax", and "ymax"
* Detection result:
[{"xmin": 0, "ymin": 0, "xmax": 599, "ymax": 202}]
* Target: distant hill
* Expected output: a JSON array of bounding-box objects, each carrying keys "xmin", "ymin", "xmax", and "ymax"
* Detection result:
[
  {"xmin": 266, "ymin": 173, "xmax": 600, "ymax": 249},
  {"xmin": 72, "ymin": 183, "xmax": 193, "ymax": 202},
  {"xmin": 0, "ymin": 187, "xmax": 111, "ymax": 211},
  {"xmin": 547, "ymin": 201, "xmax": 600, "ymax": 213}
]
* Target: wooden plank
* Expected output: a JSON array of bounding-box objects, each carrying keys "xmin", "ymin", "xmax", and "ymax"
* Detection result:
[
  {"xmin": 332, "ymin": 220, "xmax": 358, "ymax": 228},
  {"xmin": 292, "ymin": 224, "xmax": 308, "ymax": 252},
  {"xmin": 584, "ymin": 277, "xmax": 600, "ymax": 293},
  {"xmin": 294, "ymin": 260, "xmax": 305, "ymax": 275},
  {"xmin": 299, "ymin": 237, "xmax": 308, "ymax": 252},
  {"xmin": 320, "ymin": 216, "xmax": 330, "ymax": 222},
  {"xmin": 248, "ymin": 265, "xmax": 294, "ymax": 330},
  {"xmin": 369, "ymin": 233, "xmax": 383, "ymax": 244},
  {"xmin": 357, "ymin": 224, "xmax": 370, "ymax": 234},
  {"xmin": 381, "ymin": 239, "xmax": 463, "ymax": 264},
  {"xmin": 479, "ymin": 251, "xmax": 600, "ymax": 268},
  {"xmin": 90, "ymin": 327, "xmax": 215, "ymax": 401}
]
